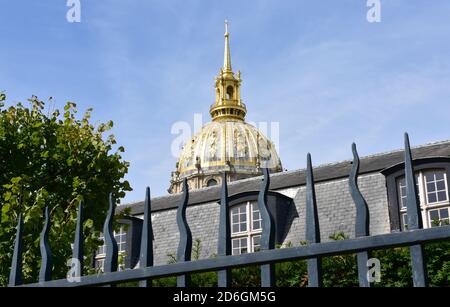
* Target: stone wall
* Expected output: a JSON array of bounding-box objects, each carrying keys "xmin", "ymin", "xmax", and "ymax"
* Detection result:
[{"xmin": 146, "ymin": 172, "xmax": 390, "ymax": 266}]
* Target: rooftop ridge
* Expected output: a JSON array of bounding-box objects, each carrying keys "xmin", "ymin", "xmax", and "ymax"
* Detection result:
[
  {"xmin": 120, "ymin": 138, "xmax": 450, "ymax": 207},
  {"xmin": 224, "ymin": 138, "xmax": 450, "ymax": 183},
  {"xmin": 276, "ymin": 138, "xmax": 450, "ymax": 175}
]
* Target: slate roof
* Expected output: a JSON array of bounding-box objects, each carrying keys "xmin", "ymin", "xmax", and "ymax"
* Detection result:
[{"xmin": 118, "ymin": 140, "xmax": 450, "ymax": 215}]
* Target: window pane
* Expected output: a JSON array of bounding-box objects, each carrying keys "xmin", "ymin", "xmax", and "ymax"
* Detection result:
[
  {"xmin": 241, "ymin": 222, "xmax": 247, "ymax": 232},
  {"xmin": 427, "ymin": 183, "xmax": 436, "ymax": 192},
  {"xmin": 402, "ymin": 213, "xmax": 408, "ymax": 230},
  {"xmin": 398, "ymin": 181, "xmax": 405, "ymax": 194},
  {"xmin": 252, "ymin": 203, "xmax": 259, "ymax": 211},
  {"xmin": 440, "ymin": 208, "xmax": 449, "ymax": 218},
  {"xmin": 399, "ymin": 195, "xmax": 407, "ymax": 208},
  {"xmin": 428, "ymin": 193, "xmax": 437, "ymax": 204},
  {"xmin": 240, "ymin": 213, "xmax": 247, "ymax": 222},
  {"xmin": 425, "ymin": 172, "xmax": 435, "ymax": 182},
  {"xmin": 252, "ymin": 235, "xmax": 261, "ymax": 252},
  {"xmin": 95, "ymin": 259, "xmax": 105, "ymax": 271},
  {"xmin": 430, "ymin": 210, "xmax": 439, "ymax": 221},
  {"xmin": 253, "ymin": 221, "xmax": 261, "ymax": 230},
  {"xmin": 232, "ymin": 224, "xmax": 239, "ymax": 233},
  {"xmin": 240, "ymin": 238, "xmax": 248, "ymax": 254},
  {"xmin": 232, "ymin": 239, "xmax": 239, "ymax": 248},
  {"xmin": 231, "ymin": 208, "xmax": 239, "ymax": 215},
  {"xmin": 435, "ymin": 172, "xmax": 445, "ymax": 181},
  {"xmin": 438, "ymin": 191, "xmax": 447, "ymax": 202},
  {"xmin": 397, "ymin": 178, "xmax": 411, "ymax": 208},
  {"xmin": 436, "ymin": 181, "xmax": 446, "ymax": 191},
  {"xmin": 429, "ymin": 208, "xmax": 442, "ymax": 227},
  {"xmin": 232, "ymin": 215, "xmax": 238, "ymax": 223}
]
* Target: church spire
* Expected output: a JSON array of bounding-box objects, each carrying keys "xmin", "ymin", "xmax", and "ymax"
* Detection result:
[
  {"xmin": 223, "ymin": 20, "xmax": 232, "ymax": 72},
  {"xmin": 210, "ymin": 21, "xmax": 247, "ymax": 122}
]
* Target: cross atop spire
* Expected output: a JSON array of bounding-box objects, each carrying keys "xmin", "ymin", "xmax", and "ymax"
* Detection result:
[{"xmin": 223, "ymin": 19, "xmax": 232, "ymax": 72}]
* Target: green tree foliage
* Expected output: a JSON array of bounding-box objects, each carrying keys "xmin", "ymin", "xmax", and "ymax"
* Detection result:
[{"xmin": 0, "ymin": 93, "xmax": 131, "ymax": 285}]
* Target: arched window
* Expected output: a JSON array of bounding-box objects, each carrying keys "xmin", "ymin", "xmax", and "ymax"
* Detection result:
[
  {"xmin": 206, "ymin": 179, "xmax": 218, "ymax": 187},
  {"xmin": 230, "ymin": 201, "xmax": 262, "ymax": 255},
  {"xmin": 226, "ymin": 86, "xmax": 234, "ymax": 100}
]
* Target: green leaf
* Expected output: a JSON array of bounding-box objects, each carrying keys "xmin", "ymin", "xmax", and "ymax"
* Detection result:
[
  {"xmin": 11, "ymin": 177, "xmax": 21, "ymax": 184},
  {"xmin": 1, "ymin": 203, "xmax": 10, "ymax": 216},
  {"xmin": 0, "ymin": 94, "xmax": 130, "ymax": 285},
  {"xmin": 3, "ymin": 192, "xmax": 11, "ymax": 201}
]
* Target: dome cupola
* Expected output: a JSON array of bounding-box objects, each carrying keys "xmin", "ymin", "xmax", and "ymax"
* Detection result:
[
  {"xmin": 209, "ymin": 20, "xmax": 247, "ymax": 122},
  {"xmin": 169, "ymin": 21, "xmax": 282, "ymax": 194}
]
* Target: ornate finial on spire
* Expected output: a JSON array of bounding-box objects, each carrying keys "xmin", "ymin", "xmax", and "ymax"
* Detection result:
[
  {"xmin": 210, "ymin": 21, "xmax": 247, "ymax": 121},
  {"xmin": 223, "ymin": 19, "xmax": 232, "ymax": 72}
]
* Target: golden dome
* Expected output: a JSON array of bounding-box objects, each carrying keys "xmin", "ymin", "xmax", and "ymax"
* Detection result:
[
  {"xmin": 176, "ymin": 120, "xmax": 282, "ymax": 178},
  {"xmin": 168, "ymin": 21, "xmax": 282, "ymax": 193}
]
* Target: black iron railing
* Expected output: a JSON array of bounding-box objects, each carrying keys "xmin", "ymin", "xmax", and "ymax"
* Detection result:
[{"xmin": 7, "ymin": 133, "xmax": 450, "ymax": 287}]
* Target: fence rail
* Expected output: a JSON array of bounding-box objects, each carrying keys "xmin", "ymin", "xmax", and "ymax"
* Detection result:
[{"xmin": 8, "ymin": 133, "xmax": 450, "ymax": 287}]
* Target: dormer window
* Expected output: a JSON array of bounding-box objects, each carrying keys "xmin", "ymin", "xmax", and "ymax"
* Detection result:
[
  {"xmin": 382, "ymin": 157, "xmax": 450, "ymax": 231},
  {"xmin": 226, "ymin": 191, "xmax": 293, "ymax": 255},
  {"xmin": 207, "ymin": 179, "xmax": 218, "ymax": 187}
]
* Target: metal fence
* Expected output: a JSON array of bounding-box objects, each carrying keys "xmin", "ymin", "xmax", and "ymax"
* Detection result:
[{"xmin": 7, "ymin": 133, "xmax": 450, "ymax": 287}]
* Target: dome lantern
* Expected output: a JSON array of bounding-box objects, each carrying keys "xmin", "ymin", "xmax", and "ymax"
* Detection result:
[{"xmin": 209, "ymin": 21, "xmax": 247, "ymax": 122}]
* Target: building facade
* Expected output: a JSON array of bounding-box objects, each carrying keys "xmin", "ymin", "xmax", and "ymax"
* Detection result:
[{"xmin": 108, "ymin": 140, "xmax": 450, "ymax": 269}]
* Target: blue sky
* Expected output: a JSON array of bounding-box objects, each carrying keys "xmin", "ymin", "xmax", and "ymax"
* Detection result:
[{"xmin": 1, "ymin": 1, "xmax": 450, "ymax": 203}]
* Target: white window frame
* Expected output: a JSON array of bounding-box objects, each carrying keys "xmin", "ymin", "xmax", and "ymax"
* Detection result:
[
  {"xmin": 398, "ymin": 169, "xmax": 450, "ymax": 229},
  {"xmin": 95, "ymin": 226, "xmax": 127, "ymax": 271},
  {"xmin": 427, "ymin": 207, "xmax": 450, "ymax": 227},
  {"xmin": 230, "ymin": 201, "xmax": 262, "ymax": 255},
  {"xmin": 423, "ymin": 171, "xmax": 449, "ymax": 205}
]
